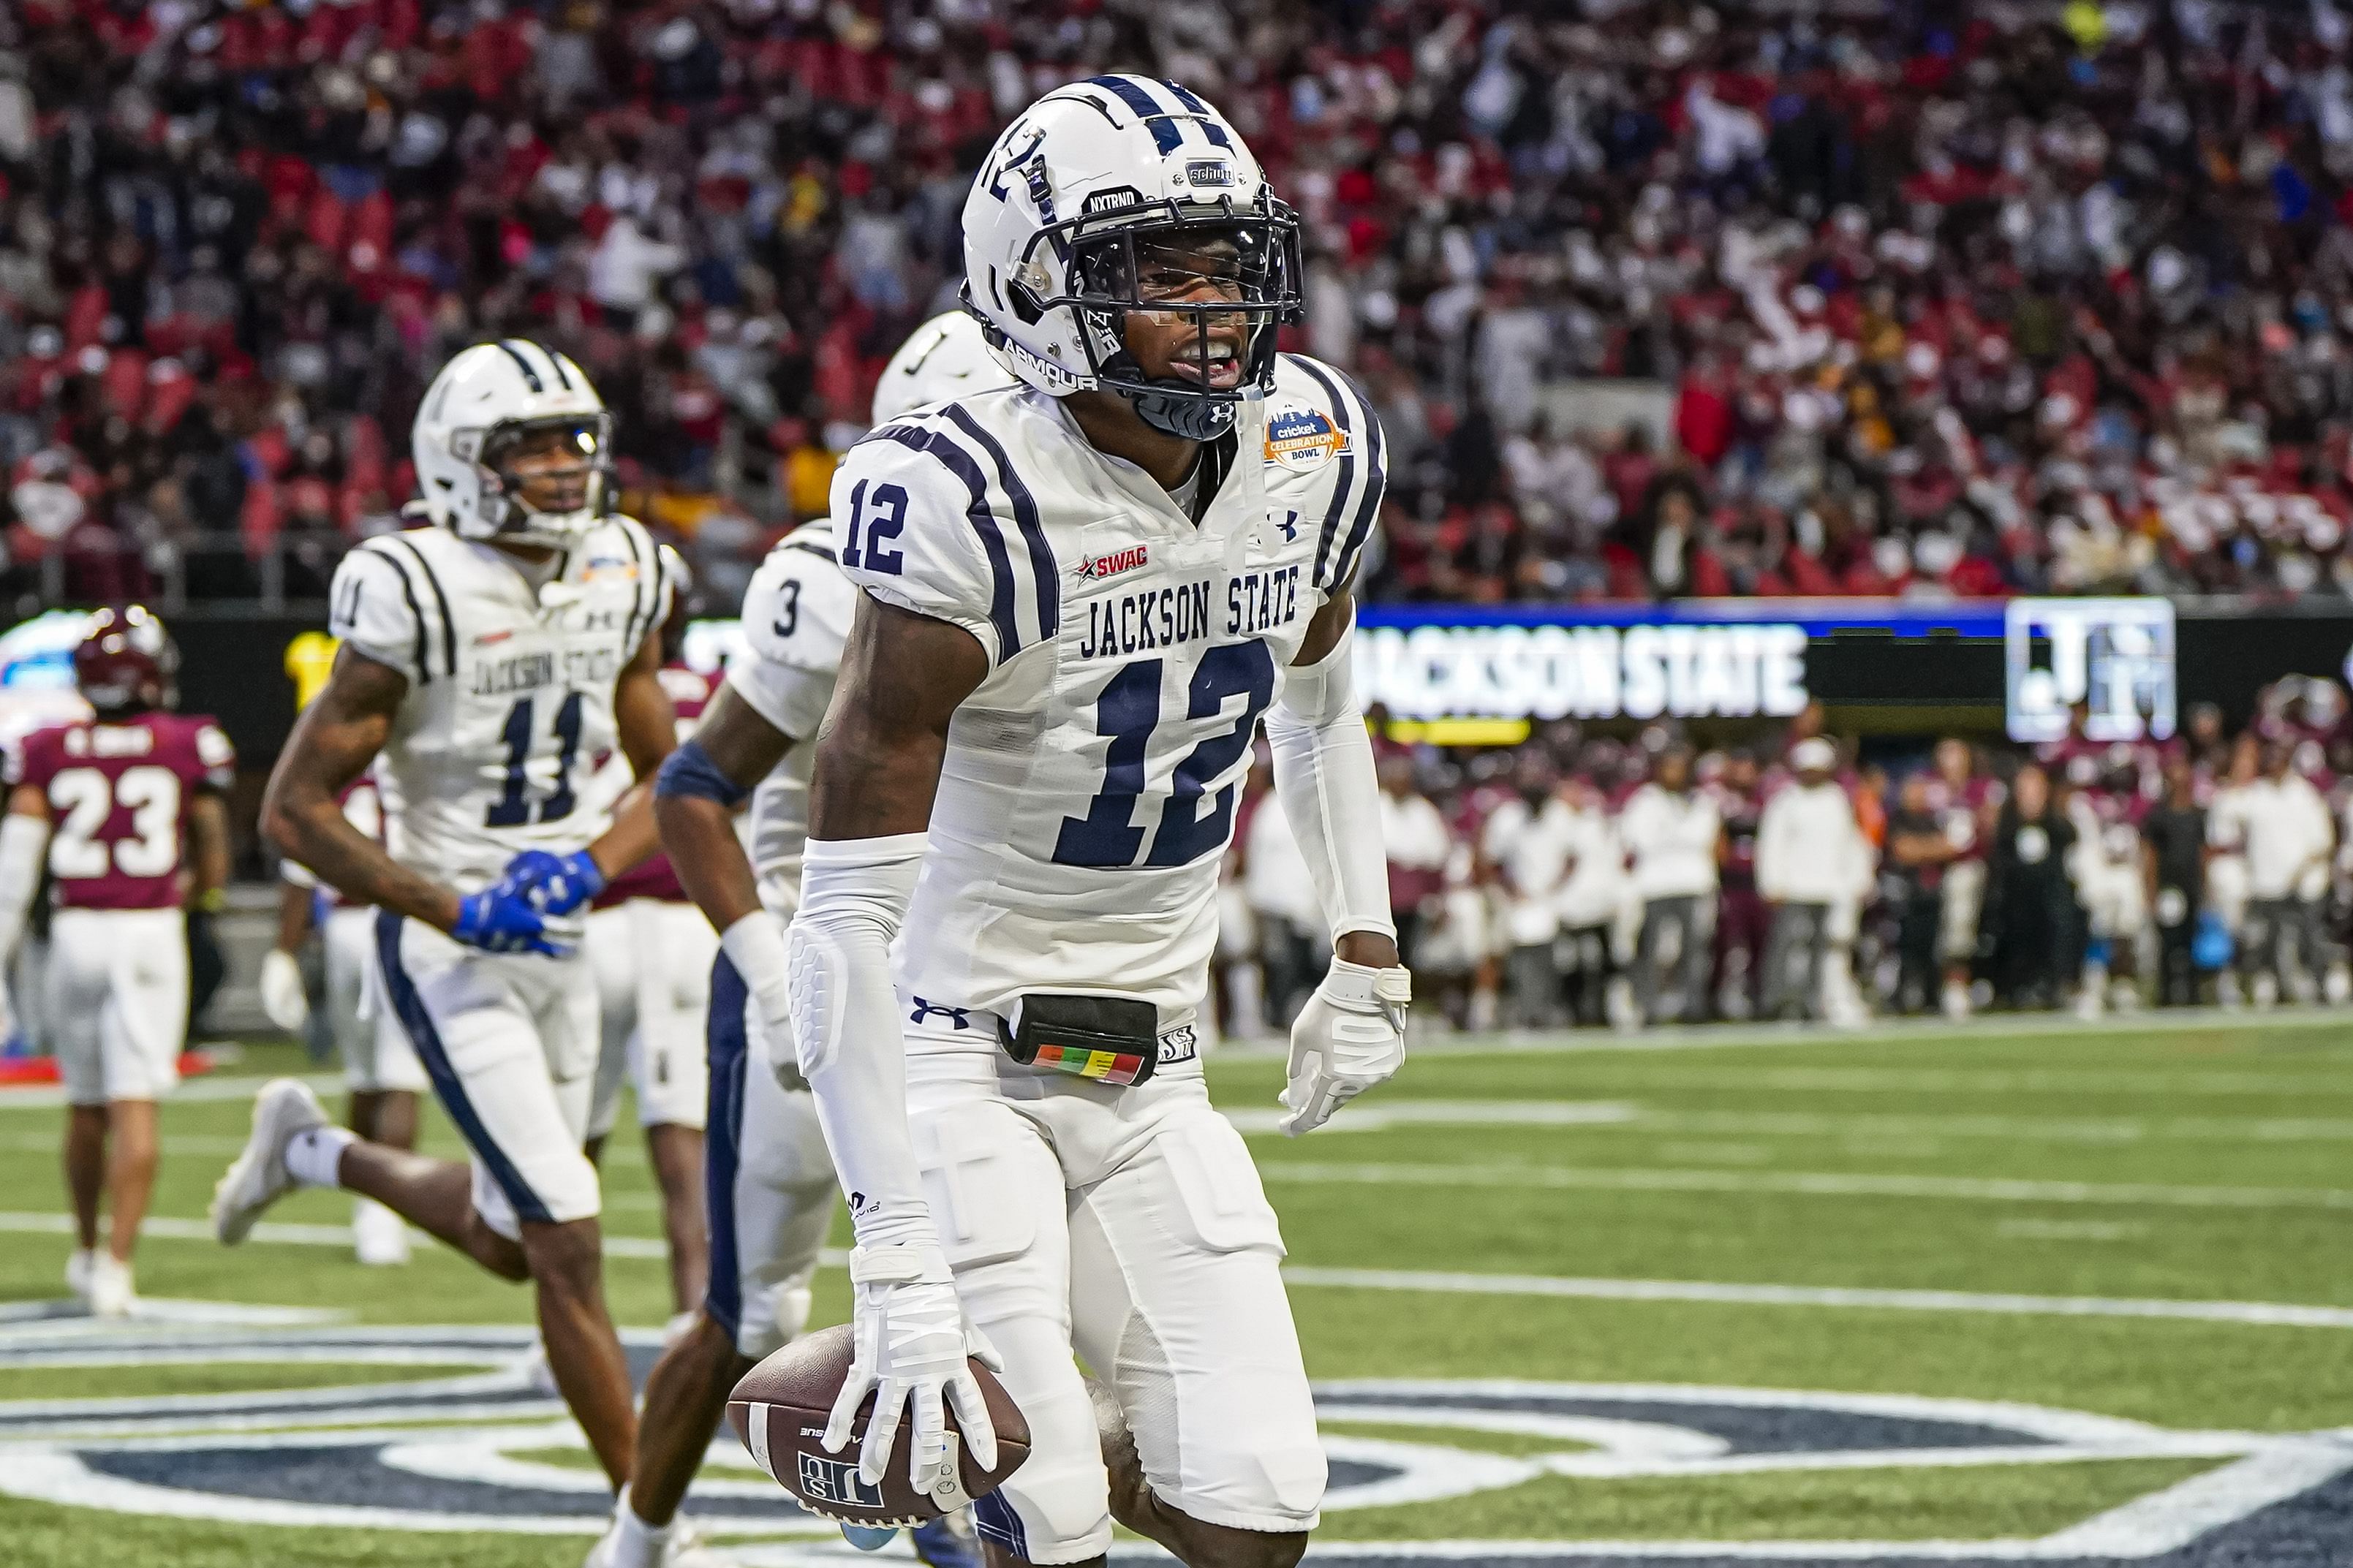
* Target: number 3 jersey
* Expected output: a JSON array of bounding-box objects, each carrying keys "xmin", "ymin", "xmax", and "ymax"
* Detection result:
[
  {"xmin": 327, "ymin": 518, "xmax": 674, "ymax": 895},
  {"xmin": 7, "ymin": 712, "xmax": 235, "ymax": 909},
  {"xmin": 833, "ymin": 354, "xmax": 1386, "ymax": 1032}
]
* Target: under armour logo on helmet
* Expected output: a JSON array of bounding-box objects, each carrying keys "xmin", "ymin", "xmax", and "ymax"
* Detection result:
[{"xmin": 909, "ymin": 998, "xmax": 972, "ymax": 1030}]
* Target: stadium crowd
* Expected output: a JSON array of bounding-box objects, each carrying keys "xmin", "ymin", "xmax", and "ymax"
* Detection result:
[
  {"xmin": 10, "ymin": 1, "xmax": 2353, "ymax": 610},
  {"xmin": 1213, "ymin": 676, "xmax": 2353, "ymax": 1036}
]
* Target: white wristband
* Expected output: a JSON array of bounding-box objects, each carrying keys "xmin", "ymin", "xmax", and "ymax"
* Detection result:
[{"xmin": 720, "ymin": 909, "xmax": 796, "ymax": 1033}]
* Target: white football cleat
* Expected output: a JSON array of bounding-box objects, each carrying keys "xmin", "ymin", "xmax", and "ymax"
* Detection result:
[
  {"xmin": 211, "ymin": 1078, "xmax": 328, "ymax": 1245},
  {"xmin": 86, "ymin": 1253, "xmax": 135, "ymax": 1319},
  {"xmin": 64, "ymin": 1247, "xmax": 94, "ymax": 1304},
  {"xmin": 352, "ymin": 1197, "xmax": 411, "ymax": 1266},
  {"xmin": 583, "ymin": 1514, "xmax": 737, "ymax": 1568}
]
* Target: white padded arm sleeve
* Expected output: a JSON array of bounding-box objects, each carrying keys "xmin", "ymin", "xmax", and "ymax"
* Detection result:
[
  {"xmin": 0, "ymin": 812, "xmax": 48, "ymax": 964},
  {"xmin": 785, "ymin": 834, "xmax": 933, "ymax": 1248},
  {"xmin": 1266, "ymin": 623, "xmax": 1395, "ymax": 942}
]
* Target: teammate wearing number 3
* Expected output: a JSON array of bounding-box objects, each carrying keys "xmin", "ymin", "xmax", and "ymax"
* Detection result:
[
  {"xmin": 210, "ymin": 339, "xmax": 679, "ymax": 1494},
  {"xmin": 784, "ymin": 77, "xmax": 1409, "ymax": 1567}
]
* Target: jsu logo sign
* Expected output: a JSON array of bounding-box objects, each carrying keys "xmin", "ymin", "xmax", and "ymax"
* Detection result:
[
  {"xmin": 796, "ymin": 1452, "xmax": 884, "ymax": 1509},
  {"xmin": 2005, "ymin": 596, "xmax": 2176, "ymax": 743}
]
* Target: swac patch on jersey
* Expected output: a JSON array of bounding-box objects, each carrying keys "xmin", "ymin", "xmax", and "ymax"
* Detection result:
[
  {"xmin": 1264, "ymin": 404, "xmax": 1351, "ymax": 473},
  {"xmin": 1077, "ymin": 543, "xmax": 1149, "ymax": 583}
]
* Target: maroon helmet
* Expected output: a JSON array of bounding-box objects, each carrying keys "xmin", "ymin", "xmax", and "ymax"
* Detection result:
[{"xmin": 74, "ymin": 605, "xmax": 178, "ymax": 715}]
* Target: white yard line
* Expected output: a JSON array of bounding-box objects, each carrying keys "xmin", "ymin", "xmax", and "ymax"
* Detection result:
[
  {"xmin": 1227, "ymin": 1099, "xmax": 2353, "ymax": 1143},
  {"xmin": 0, "ymin": 1210, "xmax": 672, "ymax": 1260},
  {"xmin": 1255, "ymin": 1159, "xmax": 2353, "ymax": 1211},
  {"xmin": 0, "ymin": 1074, "xmax": 347, "ymax": 1110},
  {"xmin": 1280, "ymin": 1268, "xmax": 2353, "ymax": 1330},
  {"xmin": 1206, "ymin": 1002, "xmax": 2353, "ymax": 1059}
]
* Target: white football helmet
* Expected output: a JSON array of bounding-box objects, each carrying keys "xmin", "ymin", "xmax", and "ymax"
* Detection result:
[
  {"xmin": 411, "ymin": 339, "xmax": 613, "ymax": 548},
  {"xmin": 871, "ymin": 311, "xmax": 1017, "ymax": 425},
  {"xmin": 961, "ymin": 75, "xmax": 1303, "ymax": 441}
]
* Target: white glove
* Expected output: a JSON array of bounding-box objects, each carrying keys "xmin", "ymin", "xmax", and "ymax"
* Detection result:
[
  {"xmin": 826, "ymin": 1239, "xmax": 1002, "ymax": 1502},
  {"xmin": 1281, "ymin": 957, "xmax": 1410, "ymax": 1136},
  {"xmin": 259, "ymin": 948, "xmax": 310, "ymax": 1034}
]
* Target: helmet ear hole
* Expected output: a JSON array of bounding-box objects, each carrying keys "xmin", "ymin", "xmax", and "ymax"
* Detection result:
[{"xmin": 1007, "ymin": 277, "xmax": 1046, "ymax": 327}]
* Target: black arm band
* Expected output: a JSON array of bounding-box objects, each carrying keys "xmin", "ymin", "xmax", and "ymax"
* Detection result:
[{"xmin": 654, "ymin": 738, "xmax": 753, "ymax": 808}]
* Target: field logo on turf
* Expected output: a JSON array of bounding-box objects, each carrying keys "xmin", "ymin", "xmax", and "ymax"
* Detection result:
[{"xmin": 0, "ymin": 1322, "xmax": 2345, "ymax": 1563}]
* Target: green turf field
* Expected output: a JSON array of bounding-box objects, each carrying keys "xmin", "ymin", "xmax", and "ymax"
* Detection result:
[{"xmin": 3, "ymin": 1015, "xmax": 2351, "ymax": 1565}]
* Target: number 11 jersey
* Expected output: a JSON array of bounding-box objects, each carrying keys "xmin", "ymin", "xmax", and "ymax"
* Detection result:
[
  {"xmin": 326, "ymin": 518, "xmax": 673, "ymax": 895},
  {"xmin": 832, "ymin": 355, "xmax": 1386, "ymax": 1034}
]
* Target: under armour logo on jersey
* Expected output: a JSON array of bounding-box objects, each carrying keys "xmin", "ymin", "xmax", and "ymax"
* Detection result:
[
  {"xmin": 1272, "ymin": 510, "xmax": 1302, "ymax": 542},
  {"xmin": 908, "ymin": 997, "xmax": 972, "ymax": 1030}
]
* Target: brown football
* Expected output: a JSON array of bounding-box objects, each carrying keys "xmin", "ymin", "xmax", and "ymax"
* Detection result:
[{"xmin": 726, "ymin": 1322, "xmax": 1030, "ymax": 1525}]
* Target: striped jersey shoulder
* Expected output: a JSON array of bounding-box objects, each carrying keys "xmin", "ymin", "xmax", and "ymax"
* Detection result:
[
  {"xmin": 831, "ymin": 391, "xmax": 1060, "ymax": 669},
  {"xmin": 1272, "ymin": 354, "xmax": 1389, "ymax": 593},
  {"xmin": 336, "ymin": 526, "xmax": 462, "ymax": 684}
]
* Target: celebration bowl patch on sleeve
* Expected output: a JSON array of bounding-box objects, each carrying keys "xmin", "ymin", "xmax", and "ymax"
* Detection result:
[{"xmin": 1265, "ymin": 406, "xmax": 1352, "ymax": 473}]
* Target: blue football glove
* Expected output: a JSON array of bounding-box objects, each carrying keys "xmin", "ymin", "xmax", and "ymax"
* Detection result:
[
  {"xmin": 451, "ymin": 885, "xmax": 569, "ymax": 957},
  {"xmin": 494, "ymin": 849, "xmax": 607, "ymax": 917}
]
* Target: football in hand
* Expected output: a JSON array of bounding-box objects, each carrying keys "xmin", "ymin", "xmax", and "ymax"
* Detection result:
[{"xmin": 727, "ymin": 1322, "xmax": 1030, "ymax": 1524}]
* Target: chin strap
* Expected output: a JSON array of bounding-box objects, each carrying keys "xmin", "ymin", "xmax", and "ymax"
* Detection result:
[{"xmin": 1130, "ymin": 385, "xmax": 1239, "ymax": 442}]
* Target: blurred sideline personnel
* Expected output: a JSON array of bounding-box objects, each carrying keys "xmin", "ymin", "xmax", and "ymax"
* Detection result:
[
  {"xmin": 582, "ymin": 547, "xmax": 716, "ymax": 1339},
  {"xmin": 785, "ymin": 78, "xmax": 1408, "ymax": 1568},
  {"xmin": 1620, "ymin": 747, "xmax": 1720, "ymax": 1023},
  {"xmin": 260, "ymin": 772, "xmax": 422, "ymax": 1266},
  {"xmin": 0, "ymin": 609, "xmax": 233, "ymax": 1317},
  {"xmin": 1756, "ymin": 738, "xmax": 1875, "ymax": 1023},
  {"xmin": 211, "ymin": 338, "xmax": 678, "ymax": 1493},
  {"xmin": 581, "ymin": 312, "xmax": 1006, "ymax": 1568}
]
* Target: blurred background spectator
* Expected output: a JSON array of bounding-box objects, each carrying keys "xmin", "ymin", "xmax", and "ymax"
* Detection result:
[{"xmin": 20, "ymin": 2, "xmax": 2353, "ymax": 610}]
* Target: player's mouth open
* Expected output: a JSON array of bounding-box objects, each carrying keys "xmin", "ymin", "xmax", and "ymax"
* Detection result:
[{"xmin": 1167, "ymin": 341, "xmax": 1245, "ymax": 390}]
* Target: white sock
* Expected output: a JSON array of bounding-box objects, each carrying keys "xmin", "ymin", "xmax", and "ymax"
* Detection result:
[
  {"xmin": 285, "ymin": 1126, "xmax": 355, "ymax": 1188},
  {"xmin": 612, "ymin": 1490, "xmax": 672, "ymax": 1568}
]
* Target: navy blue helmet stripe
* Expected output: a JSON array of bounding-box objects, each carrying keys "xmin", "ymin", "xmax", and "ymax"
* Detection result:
[
  {"xmin": 875, "ymin": 424, "xmax": 1023, "ymax": 660},
  {"xmin": 1286, "ymin": 356, "xmax": 1363, "ymax": 591},
  {"xmin": 377, "ymin": 912, "xmax": 553, "ymax": 1225},
  {"xmin": 1157, "ymin": 80, "xmax": 1234, "ymax": 147},
  {"xmin": 941, "ymin": 403, "xmax": 1059, "ymax": 643},
  {"xmin": 493, "ymin": 340, "xmax": 543, "ymax": 393},
  {"xmin": 1088, "ymin": 75, "xmax": 1183, "ymax": 154},
  {"xmin": 531, "ymin": 340, "xmax": 573, "ymax": 390}
]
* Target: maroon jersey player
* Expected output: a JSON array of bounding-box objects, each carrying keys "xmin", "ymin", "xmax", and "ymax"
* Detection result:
[{"xmin": 0, "ymin": 607, "xmax": 233, "ymax": 1317}]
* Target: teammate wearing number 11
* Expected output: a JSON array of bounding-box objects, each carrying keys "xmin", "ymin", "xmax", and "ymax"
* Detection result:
[
  {"xmin": 779, "ymin": 77, "xmax": 1409, "ymax": 1567},
  {"xmin": 211, "ymin": 338, "xmax": 677, "ymax": 1494}
]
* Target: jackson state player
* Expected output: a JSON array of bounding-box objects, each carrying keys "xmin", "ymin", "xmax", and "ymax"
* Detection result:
[
  {"xmin": 582, "ymin": 312, "xmax": 1006, "ymax": 1568},
  {"xmin": 786, "ymin": 80, "xmax": 1409, "ymax": 1567},
  {"xmin": 0, "ymin": 607, "xmax": 234, "ymax": 1317},
  {"xmin": 211, "ymin": 340, "xmax": 676, "ymax": 1491}
]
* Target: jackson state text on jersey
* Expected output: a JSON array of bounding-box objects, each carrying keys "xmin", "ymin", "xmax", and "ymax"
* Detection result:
[
  {"xmin": 325, "ymin": 518, "xmax": 673, "ymax": 893},
  {"xmin": 7, "ymin": 713, "xmax": 235, "ymax": 909},
  {"xmin": 831, "ymin": 354, "xmax": 1384, "ymax": 1029}
]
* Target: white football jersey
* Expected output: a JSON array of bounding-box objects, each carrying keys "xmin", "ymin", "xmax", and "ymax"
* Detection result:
[
  {"xmin": 722, "ymin": 518, "xmax": 858, "ymax": 917},
  {"xmin": 327, "ymin": 517, "xmax": 674, "ymax": 894},
  {"xmin": 831, "ymin": 354, "xmax": 1386, "ymax": 1031}
]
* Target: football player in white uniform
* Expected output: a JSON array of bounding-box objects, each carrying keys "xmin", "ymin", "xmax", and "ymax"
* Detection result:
[
  {"xmin": 259, "ymin": 773, "xmax": 424, "ymax": 1265},
  {"xmin": 581, "ymin": 312, "xmax": 1007, "ymax": 1568},
  {"xmin": 211, "ymin": 338, "xmax": 677, "ymax": 1491},
  {"xmin": 786, "ymin": 80, "xmax": 1409, "ymax": 1567}
]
